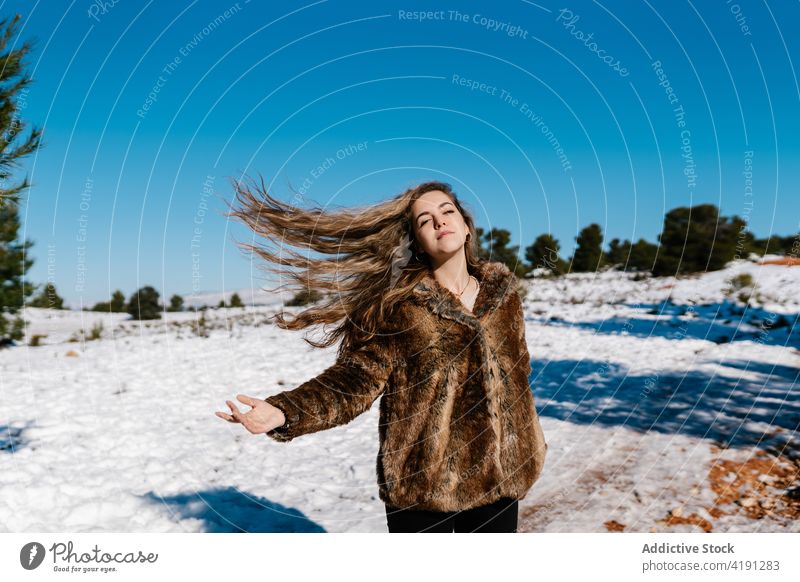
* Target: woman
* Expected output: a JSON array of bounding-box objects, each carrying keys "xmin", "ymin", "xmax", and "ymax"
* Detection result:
[{"xmin": 216, "ymin": 179, "xmax": 548, "ymax": 532}]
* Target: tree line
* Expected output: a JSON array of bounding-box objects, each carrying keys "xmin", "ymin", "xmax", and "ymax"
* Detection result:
[
  {"xmin": 26, "ymin": 284, "xmax": 244, "ymax": 318},
  {"xmin": 478, "ymin": 203, "xmax": 799, "ymax": 278}
]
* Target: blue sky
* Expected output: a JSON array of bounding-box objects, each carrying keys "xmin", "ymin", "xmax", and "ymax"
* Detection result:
[{"xmin": 7, "ymin": 0, "xmax": 800, "ymax": 307}]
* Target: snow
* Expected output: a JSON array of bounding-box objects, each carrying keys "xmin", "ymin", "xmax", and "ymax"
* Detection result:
[{"xmin": 1, "ymin": 257, "xmax": 798, "ymax": 532}]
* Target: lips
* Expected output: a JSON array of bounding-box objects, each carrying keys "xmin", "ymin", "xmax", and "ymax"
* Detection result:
[{"xmin": 437, "ymin": 231, "xmax": 453, "ymax": 239}]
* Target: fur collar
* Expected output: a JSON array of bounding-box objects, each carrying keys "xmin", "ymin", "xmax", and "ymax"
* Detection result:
[{"xmin": 408, "ymin": 260, "xmax": 515, "ymax": 329}]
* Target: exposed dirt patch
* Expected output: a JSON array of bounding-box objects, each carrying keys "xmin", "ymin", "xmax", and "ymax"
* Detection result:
[
  {"xmin": 706, "ymin": 446, "xmax": 800, "ymax": 521},
  {"xmin": 659, "ymin": 508, "xmax": 714, "ymax": 532},
  {"xmin": 759, "ymin": 257, "xmax": 800, "ymax": 266},
  {"xmin": 520, "ymin": 445, "xmax": 799, "ymax": 533}
]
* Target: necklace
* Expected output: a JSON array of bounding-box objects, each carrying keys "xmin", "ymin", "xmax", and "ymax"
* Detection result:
[{"xmin": 457, "ymin": 275, "xmax": 478, "ymax": 297}]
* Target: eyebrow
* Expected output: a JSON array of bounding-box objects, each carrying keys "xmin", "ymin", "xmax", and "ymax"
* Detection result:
[{"xmin": 415, "ymin": 201, "xmax": 455, "ymax": 223}]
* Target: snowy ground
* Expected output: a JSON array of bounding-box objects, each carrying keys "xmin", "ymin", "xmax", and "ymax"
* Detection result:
[{"xmin": 1, "ymin": 258, "xmax": 798, "ymax": 532}]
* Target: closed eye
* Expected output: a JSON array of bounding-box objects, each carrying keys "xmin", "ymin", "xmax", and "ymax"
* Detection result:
[{"xmin": 420, "ymin": 209, "xmax": 455, "ymax": 227}]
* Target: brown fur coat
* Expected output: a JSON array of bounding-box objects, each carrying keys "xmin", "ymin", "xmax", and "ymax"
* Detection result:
[{"xmin": 264, "ymin": 260, "xmax": 548, "ymax": 512}]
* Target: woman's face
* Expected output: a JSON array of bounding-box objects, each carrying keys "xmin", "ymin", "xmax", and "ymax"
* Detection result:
[{"xmin": 410, "ymin": 190, "xmax": 469, "ymax": 263}]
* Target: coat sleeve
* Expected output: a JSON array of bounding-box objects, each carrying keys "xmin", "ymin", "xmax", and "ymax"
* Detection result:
[{"xmin": 263, "ymin": 331, "xmax": 398, "ymax": 442}]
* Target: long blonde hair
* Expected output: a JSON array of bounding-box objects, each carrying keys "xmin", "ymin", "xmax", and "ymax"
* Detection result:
[{"xmin": 225, "ymin": 176, "xmax": 482, "ymax": 355}]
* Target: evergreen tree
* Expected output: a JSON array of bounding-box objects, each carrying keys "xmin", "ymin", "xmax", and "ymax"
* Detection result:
[
  {"xmin": 525, "ymin": 233, "xmax": 567, "ymax": 275},
  {"xmin": 127, "ymin": 286, "xmax": 162, "ymax": 320},
  {"xmin": 92, "ymin": 290, "xmax": 127, "ymax": 312},
  {"xmin": 628, "ymin": 239, "xmax": 658, "ymax": 271},
  {"xmin": 603, "ymin": 238, "xmax": 631, "ymax": 268},
  {"xmin": 603, "ymin": 238, "xmax": 658, "ymax": 272},
  {"xmin": 480, "ymin": 227, "xmax": 526, "ymax": 277},
  {"xmin": 0, "ymin": 15, "xmax": 43, "ymax": 346},
  {"xmin": 783, "ymin": 234, "xmax": 799, "ymax": 256},
  {"xmin": 168, "ymin": 294, "xmax": 184, "ymax": 312},
  {"xmin": 654, "ymin": 204, "xmax": 741, "ymax": 275},
  {"xmin": 570, "ymin": 223, "xmax": 604, "ymax": 272},
  {"xmin": 229, "ymin": 292, "xmax": 243, "ymax": 308},
  {"xmin": 473, "ymin": 226, "xmax": 490, "ymax": 261},
  {"xmin": 0, "ymin": 200, "xmax": 35, "ymax": 344},
  {"xmin": 731, "ymin": 222, "xmax": 757, "ymax": 260},
  {"xmin": 28, "ymin": 282, "xmax": 64, "ymax": 309},
  {"xmin": 726, "ymin": 215, "xmax": 751, "ymax": 262},
  {"xmin": 754, "ymin": 234, "xmax": 795, "ymax": 256},
  {"xmin": 110, "ymin": 290, "xmax": 126, "ymax": 312}
]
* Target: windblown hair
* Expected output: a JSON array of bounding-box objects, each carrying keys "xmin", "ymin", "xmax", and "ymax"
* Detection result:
[{"xmin": 225, "ymin": 176, "xmax": 482, "ymax": 356}]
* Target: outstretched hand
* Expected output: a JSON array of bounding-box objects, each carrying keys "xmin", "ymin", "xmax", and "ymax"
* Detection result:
[{"xmin": 215, "ymin": 394, "xmax": 286, "ymax": 435}]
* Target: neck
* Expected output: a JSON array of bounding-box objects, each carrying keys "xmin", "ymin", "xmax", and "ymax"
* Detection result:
[{"xmin": 431, "ymin": 253, "xmax": 471, "ymax": 294}]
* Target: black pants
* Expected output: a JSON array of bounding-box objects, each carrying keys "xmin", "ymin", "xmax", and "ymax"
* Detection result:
[{"xmin": 385, "ymin": 497, "xmax": 518, "ymax": 533}]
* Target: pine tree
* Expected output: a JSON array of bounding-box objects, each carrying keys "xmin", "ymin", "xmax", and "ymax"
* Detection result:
[
  {"xmin": 28, "ymin": 282, "xmax": 64, "ymax": 309},
  {"xmin": 752, "ymin": 233, "xmax": 800, "ymax": 257},
  {"xmin": 654, "ymin": 204, "xmax": 741, "ymax": 275},
  {"xmin": 90, "ymin": 300, "xmax": 111, "ymax": 312},
  {"xmin": 473, "ymin": 227, "xmax": 490, "ymax": 261},
  {"xmin": 628, "ymin": 239, "xmax": 658, "ymax": 271},
  {"xmin": 525, "ymin": 233, "xmax": 566, "ymax": 275},
  {"xmin": 603, "ymin": 238, "xmax": 631, "ymax": 268},
  {"xmin": 110, "ymin": 290, "xmax": 126, "ymax": 312},
  {"xmin": 0, "ymin": 200, "xmax": 35, "ymax": 343},
  {"xmin": 570, "ymin": 223, "xmax": 604, "ymax": 272},
  {"xmin": 480, "ymin": 228, "xmax": 527, "ymax": 277},
  {"xmin": 229, "ymin": 292, "xmax": 243, "ymax": 308},
  {"xmin": 604, "ymin": 238, "xmax": 658, "ymax": 272},
  {"xmin": 0, "ymin": 15, "xmax": 43, "ymax": 346},
  {"xmin": 168, "ymin": 294, "xmax": 184, "ymax": 312},
  {"xmin": 127, "ymin": 286, "xmax": 162, "ymax": 320}
]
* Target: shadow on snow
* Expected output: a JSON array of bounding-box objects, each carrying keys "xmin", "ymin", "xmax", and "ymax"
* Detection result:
[
  {"xmin": 142, "ymin": 488, "xmax": 327, "ymax": 532},
  {"xmin": 0, "ymin": 421, "xmax": 35, "ymax": 454},
  {"xmin": 534, "ymin": 300, "xmax": 799, "ymax": 348},
  {"xmin": 531, "ymin": 357, "xmax": 799, "ymax": 460}
]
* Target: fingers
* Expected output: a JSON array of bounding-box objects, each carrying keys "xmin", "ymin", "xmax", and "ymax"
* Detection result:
[
  {"xmin": 228, "ymin": 399, "xmax": 263, "ymax": 434},
  {"xmin": 236, "ymin": 394, "xmax": 257, "ymax": 407},
  {"xmin": 226, "ymin": 400, "xmax": 245, "ymax": 422},
  {"xmin": 216, "ymin": 398, "xmax": 258, "ymax": 427},
  {"xmin": 215, "ymin": 411, "xmax": 238, "ymax": 423}
]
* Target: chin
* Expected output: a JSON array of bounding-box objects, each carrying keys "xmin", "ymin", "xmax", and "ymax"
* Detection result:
[
  {"xmin": 435, "ymin": 243, "xmax": 462, "ymax": 255},
  {"xmin": 438, "ymin": 236, "xmax": 461, "ymax": 247}
]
